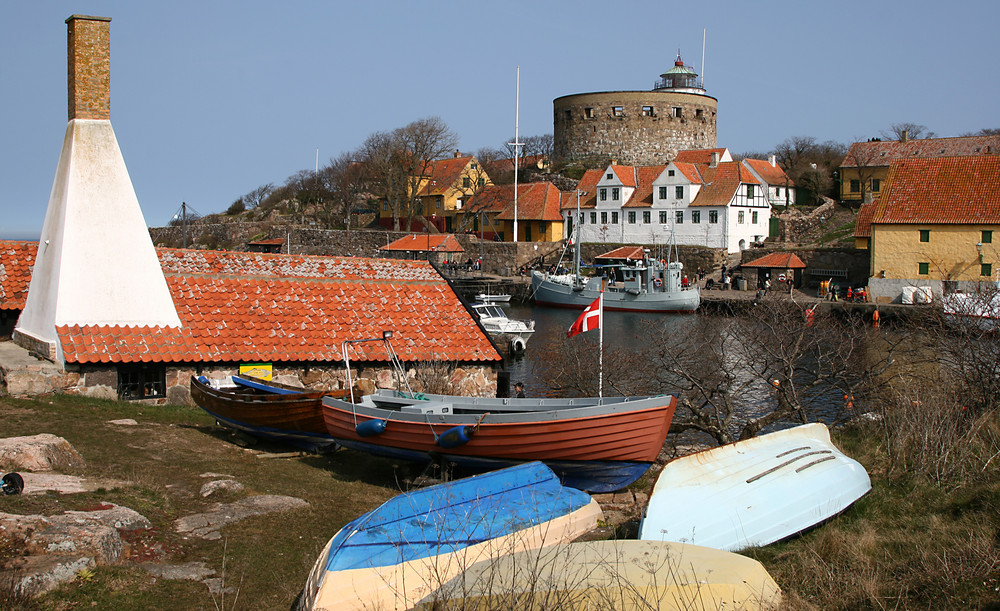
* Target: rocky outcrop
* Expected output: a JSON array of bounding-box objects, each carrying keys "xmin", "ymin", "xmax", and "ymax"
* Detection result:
[
  {"xmin": 174, "ymin": 495, "xmax": 309, "ymax": 540},
  {"xmin": 0, "ymin": 434, "xmax": 85, "ymax": 472}
]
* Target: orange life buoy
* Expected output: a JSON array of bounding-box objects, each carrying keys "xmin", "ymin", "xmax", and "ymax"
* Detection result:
[{"xmin": 654, "ymin": 278, "xmax": 663, "ymax": 288}]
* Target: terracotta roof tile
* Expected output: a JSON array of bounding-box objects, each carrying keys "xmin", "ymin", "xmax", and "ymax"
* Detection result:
[
  {"xmin": 0, "ymin": 240, "xmax": 37, "ymax": 310},
  {"xmin": 416, "ymin": 156, "xmax": 477, "ymax": 196},
  {"xmin": 380, "ymin": 234, "xmax": 465, "ymax": 253},
  {"xmin": 623, "ymin": 166, "xmax": 667, "ymax": 208},
  {"xmin": 742, "ymin": 252, "xmax": 806, "ymax": 269},
  {"xmin": 471, "ymin": 182, "xmax": 564, "ymax": 221},
  {"xmin": 690, "ymin": 161, "xmax": 757, "ymax": 207},
  {"xmin": 742, "ymin": 158, "xmax": 792, "ymax": 186},
  {"xmin": 675, "ymin": 148, "xmax": 729, "ymax": 164},
  {"xmin": 840, "ymin": 136, "xmax": 1000, "ymax": 168},
  {"xmin": 854, "ymin": 201, "xmax": 878, "ymax": 238},
  {"xmin": 872, "ymin": 155, "xmax": 1000, "ymax": 225},
  {"xmin": 42, "ymin": 248, "xmax": 500, "ymax": 365},
  {"xmin": 595, "ymin": 246, "xmax": 646, "ymax": 260}
]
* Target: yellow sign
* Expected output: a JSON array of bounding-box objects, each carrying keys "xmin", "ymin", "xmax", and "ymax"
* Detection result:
[{"xmin": 239, "ymin": 363, "xmax": 273, "ymax": 381}]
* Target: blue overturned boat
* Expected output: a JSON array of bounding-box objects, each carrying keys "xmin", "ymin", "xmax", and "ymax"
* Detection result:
[{"xmin": 296, "ymin": 461, "xmax": 602, "ymax": 611}]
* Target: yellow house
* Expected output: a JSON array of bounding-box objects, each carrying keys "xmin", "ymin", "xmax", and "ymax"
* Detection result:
[
  {"xmin": 839, "ymin": 134, "xmax": 999, "ymax": 204},
  {"xmin": 377, "ymin": 153, "xmax": 492, "ymax": 233},
  {"xmin": 464, "ymin": 182, "xmax": 566, "ymax": 242},
  {"xmin": 865, "ymin": 155, "xmax": 1000, "ymax": 302}
]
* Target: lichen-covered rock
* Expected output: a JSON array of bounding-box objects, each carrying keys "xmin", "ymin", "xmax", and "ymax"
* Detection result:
[{"xmin": 0, "ymin": 433, "xmax": 85, "ymax": 472}]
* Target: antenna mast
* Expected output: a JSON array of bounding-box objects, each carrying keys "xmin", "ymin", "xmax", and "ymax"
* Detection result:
[{"xmin": 701, "ymin": 28, "xmax": 706, "ymax": 88}]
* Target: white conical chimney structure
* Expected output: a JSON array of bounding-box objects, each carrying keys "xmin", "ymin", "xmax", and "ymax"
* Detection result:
[{"xmin": 14, "ymin": 15, "xmax": 181, "ymax": 364}]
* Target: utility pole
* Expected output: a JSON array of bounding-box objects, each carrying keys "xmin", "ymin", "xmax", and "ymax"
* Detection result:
[{"xmin": 509, "ymin": 66, "xmax": 523, "ymax": 244}]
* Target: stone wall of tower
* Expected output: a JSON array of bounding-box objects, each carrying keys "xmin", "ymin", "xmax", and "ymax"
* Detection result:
[
  {"xmin": 67, "ymin": 15, "xmax": 111, "ymax": 121},
  {"xmin": 553, "ymin": 90, "xmax": 717, "ymax": 165}
]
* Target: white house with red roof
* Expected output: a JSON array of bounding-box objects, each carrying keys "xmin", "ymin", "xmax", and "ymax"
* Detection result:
[{"xmin": 566, "ymin": 149, "xmax": 786, "ymax": 253}]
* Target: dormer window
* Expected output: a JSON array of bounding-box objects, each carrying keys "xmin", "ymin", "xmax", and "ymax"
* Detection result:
[
  {"xmin": 607, "ymin": 173, "xmax": 613, "ymax": 179},
  {"xmin": 668, "ymin": 169, "xmax": 675, "ymax": 176}
]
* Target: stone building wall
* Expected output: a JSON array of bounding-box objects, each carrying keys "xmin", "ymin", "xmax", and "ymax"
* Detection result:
[{"xmin": 553, "ymin": 90, "xmax": 718, "ymax": 165}]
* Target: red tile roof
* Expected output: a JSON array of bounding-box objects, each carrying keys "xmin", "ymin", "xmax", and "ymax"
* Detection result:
[
  {"xmin": 872, "ymin": 156, "xmax": 1000, "ymax": 225},
  {"xmin": 675, "ymin": 148, "xmax": 729, "ymax": 165},
  {"xmin": 673, "ymin": 162, "xmax": 704, "ymax": 184},
  {"xmin": 0, "ymin": 240, "xmax": 37, "ymax": 310},
  {"xmin": 595, "ymin": 246, "xmax": 646, "ymax": 261},
  {"xmin": 471, "ymin": 182, "xmax": 564, "ymax": 221},
  {"xmin": 690, "ymin": 161, "xmax": 759, "ymax": 207},
  {"xmin": 380, "ymin": 234, "xmax": 465, "ymax": 253},
  {"xmin": 609, "ymin": 165, "xmax": 637, "ymax": 187},
  {"xmin": 47, "ymin": 248, "xmax": 498, "ymax": 365},
  {"xmin": 623, "ymin": 166, "xmax": 668, "ymax": 208},
  {"xmin": 840, "ymin": 136, "xmax": 1000, "ymax": 168},
  {"xmin": 560, "ymin": 169, "xmax": 604, "ymax": 210},
  {"xmin": 854, "ymin": 201, "xmax": 877, "ymax": 238},
  {"xmin": 416, "ymin": 156, "xmax": 476, "ymax": 196},
  {"xmin": 742, "ymin": 252, "xmax": 806, "ymax": 269},
  {"xmin": 743, "ymin": 158, "xmax": 793, "ymax": 187}
]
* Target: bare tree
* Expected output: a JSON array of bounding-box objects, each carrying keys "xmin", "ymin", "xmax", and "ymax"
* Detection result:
[
  {"xmin": 881, "ymin": 122, "xmax": 935, "ymax": 141},
  {"xmin": 242, "ymin": 183, "xmax": 275, "ymax": 210},
  {"xmin": 843, "ymin": 141, "xmax": 883, "ymax": 206},
  {"xmin": 359, "ymin": 129, "xmax": 409, "ymax": 231},
  {"xmin": 397, "ymin": 117, "xmax": 459, "ymax": 231}
]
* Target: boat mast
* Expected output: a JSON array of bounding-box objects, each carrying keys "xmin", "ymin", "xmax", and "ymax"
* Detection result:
[
  {"xmin": 509, "ymin": 66, "xmax": 523, "ymax": 244},
  {"xmin": 575, "ymin": 189, "xmax": 584, "ymax": 279}
]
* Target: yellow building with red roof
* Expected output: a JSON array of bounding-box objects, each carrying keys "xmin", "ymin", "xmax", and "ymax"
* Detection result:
[
  {"xmin": 863, "ymin": 155, "xmax": 1000, "ymax": 301},
  {"xmin": 466, "ymin": 182, "xmax": 565, "ymax": 242}
]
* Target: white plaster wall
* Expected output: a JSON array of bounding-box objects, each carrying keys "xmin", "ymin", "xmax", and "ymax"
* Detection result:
[{"xmin": 16, "ymin": 120, "xmax": 181, "ymax": 362}]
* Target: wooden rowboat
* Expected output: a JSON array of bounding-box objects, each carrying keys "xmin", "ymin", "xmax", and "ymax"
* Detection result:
[
  {"xmin": 190, "ymin": 375, "xmax": 345, "ymax": 452},
  {"xmin": 417, "ymin": 539, "xmax": 782, "ymax": 610},
  {"xmin": 321, "ymin": 391, "xmax": 676, "ymax": 492},
  {"xmin": 639, "ymin": 422, "xmax": 871, "ymax": 551},
  {"xmin": 296, "ymin": 461, "xmax": 602, "ymax": 611}
]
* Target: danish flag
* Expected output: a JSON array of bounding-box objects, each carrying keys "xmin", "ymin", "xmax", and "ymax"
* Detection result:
[{"xmin": 567, "ymin": 295, "xmax": 603, "ymax": 338}]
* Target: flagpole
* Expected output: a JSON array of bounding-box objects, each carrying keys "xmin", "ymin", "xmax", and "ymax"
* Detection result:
[{"xmin": 598, "ymin": 291, "xmax": 604, "ymax": 399}]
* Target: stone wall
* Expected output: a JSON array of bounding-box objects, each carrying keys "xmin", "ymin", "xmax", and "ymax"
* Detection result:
[{"xmin": 553, "ymin": 90, "xmax": 718, "ymax": 165}]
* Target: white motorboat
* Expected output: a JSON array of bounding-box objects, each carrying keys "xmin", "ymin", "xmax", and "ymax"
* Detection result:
[
  {"xmin": 475, "ymin": 292, "xmax": 511, "ymax": 303},
  {"xmin": 471, "ymin": 302, "xmax": 534, "ymax": 353}
]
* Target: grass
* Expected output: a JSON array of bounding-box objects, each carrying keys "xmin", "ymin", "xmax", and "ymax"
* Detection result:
[{"xmin": 2, "ymin": 392, "xmax": 999, "ymax": 609}]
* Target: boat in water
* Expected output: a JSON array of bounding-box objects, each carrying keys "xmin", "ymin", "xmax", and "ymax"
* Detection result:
[
  {"xmin": 531, "ymin": 229, "xmax": 699, "ymax": 312},
  {"xmin": 475, "ymin": 292, "xmax": 511, "ymax": 303},
  {"xmin": 296, "ymin": 461, "xmax": 602, "ymax": 611},
  {"xmin": 190, "ymin": 375, "xmax": 343, "ymax": 452},
  {"xmin": 417, "ymin": 539, "xmax": 782, "ymax": 610},
  {"xmin": 639, "ymin": 423, "xmax": 871, "ymax": 552},
  {"xmin": 471, "ymin": 301, "xmax": 534, "ymax": 353}
]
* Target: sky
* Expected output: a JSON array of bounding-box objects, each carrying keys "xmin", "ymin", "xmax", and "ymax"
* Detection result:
[{"xmin": 2, "ymin": 0, "xmax": 998, "ymax": 240}]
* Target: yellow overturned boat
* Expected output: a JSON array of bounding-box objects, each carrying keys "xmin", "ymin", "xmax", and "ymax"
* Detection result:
[{"xmin": 416, "ymin": 539, "xmax": 782, "ymax": 610}]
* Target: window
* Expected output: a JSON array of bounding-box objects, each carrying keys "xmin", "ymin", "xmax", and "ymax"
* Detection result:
[
  {"xmin": 746, "ymin": 185, "xmax": 755, "ymax": 199},
  {"xmin": 436, "ymin": 197, "xmax": 443, "ymax": 209},
  {"xmin": 776, "ymin": 187, "xmax": 782, "ymax": 197},
  {"xmin": 850, "ymin": 179, "xmax": 860, "ymax": 193},
  {"xmin": 920, "ymin": 229, "xmax": 930, "ymax": 242},
  {"xmin": 471, "ymin": 162, "xmax": 477, "ymax": 169},
  {"xmin": 628, "ymin": 211, "xmax": 636, "ymax": 224},
  {"xmin": 612, "ymin": 106, "xmax": 624, "ymax": 117},
  {"xmin": 643, "ymin": 211, "xmax": 651, "ymax": 223},
  {"xmin": 672, "ymin": 107, "xmax": 682, "ymax": 118},
  {"xmin": 612, "ymin": 188, "xmax": 620, "ymax": 200},
  {"xmin": 585, "ymin": 107, "xmax": 594, "ymax": 118},
  {"xmin": 709, "ymin": 210, "xmax": 719, "ymax": 223},
  {"xmin": 642, "ymin": 105, "xmax": 654, "ymax": 116},
  {"xmin": 675, "ymin": 211, "xmax": 683, "ymax": 224},
  {"xmin": 382, "ymin": 200, "xmax": 389, "ymax": 211},
  {"xmin": 462, "ymin": 177, "xmax": 470, "ymax": 188},
  {"xmin": 590, "ymin": 212, "xmax": 597, "ymax": 224},
  {"xmin": 478, "ymin": 177, "xmax": 485, "ymax": 187},
  {"xmin": 692, "ymin": 211, "xmax": 701, "ymax": 223},
  {"xmin": 675, "ymin": 186, "xmax": 684, "ymax": 199},
  {"xmin": 918, "ymin": 262, "xmax": 929, "ymax": 275},
  {"xmin": 659, "ymin": 211, "xmax": 668, "ymax": 224},
  {"xmin": 752, "ymin": 211, "xmax": 758, "ymax": 224},
  {"xmin": 983, "ymin": 230, "xmax": 993, "ymax": 244},
  {"xmin": 118, "ymin": 364, "xmax": 166, "ymax": 400},
  {"xmin": 696, "ymin": 109, "xmax": 704, "ymax": 118},
  {"xmin": 983, "ymin": 263, "xmax": 994, "ymax": 277},
  {"xmin": 600, "ymin": 188, "xmax": 607, "ymax": 201},
  {"xmin": 565, "ymin": 110, "xmax": 572, "ymax": 120},
  {"xmin": 870, "ymin": 178, "xmax": 881, "ymax": 191},
  {"xmin": 606, "ymin": 173, "xmax": 613, "ymax": 179},
  {"xmin": 659, "ymin": 187, "xmax": 667, "ymax": 200},
  {"xmin": 611, "ymin": 212, "xmax": 619, "ymax": 224},
  {"xmin": 738, "ymin": 210, "xmax": 745, "ymax": 224},
  {"xmin": 668, "ymin": 169, "xmax": 675, "ymax": 177},
  {"xmin": 601, "ymin": 211, "xmax": 608, "ymax": 224}
]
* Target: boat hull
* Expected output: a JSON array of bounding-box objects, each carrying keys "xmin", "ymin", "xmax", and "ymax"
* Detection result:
[
  {"xmin": 190, "ymin": 375, "xmax": 339, "ymax": 452},
  {"xmin": 298, "ymin": 462, "xmax": 602, "ymax": 611},
  {"xmin": 418, "ymin": 539, "xmax": 782, "ymax": 610},
  {"xmin": 531, "ymin": 272, "xmax": 700, "ymax": 312},
  {"xmin": 321, "ymin": 394, "xmax": 676, "ymax": 492},
  {"xmin": 639, "ymin": 423, "xmax": 871, "ymax": 551}
]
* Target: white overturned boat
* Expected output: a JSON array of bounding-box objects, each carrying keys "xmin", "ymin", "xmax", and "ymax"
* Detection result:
[{"xmin": 639, "ymin": 423, "xmax": 871, "ymax": 552}]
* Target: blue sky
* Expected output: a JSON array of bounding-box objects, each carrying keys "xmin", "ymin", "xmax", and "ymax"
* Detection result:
[{"xmin": 2, "ymin": 1, "xmax": 998, "ymax": 239}]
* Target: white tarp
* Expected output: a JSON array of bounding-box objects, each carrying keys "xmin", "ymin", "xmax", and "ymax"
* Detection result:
[{"xmin": 901, "ymin": 286, "xmax": 933, "ymax": 305}]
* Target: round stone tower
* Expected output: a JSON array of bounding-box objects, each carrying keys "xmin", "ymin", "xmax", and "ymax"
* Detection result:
[{"xmin": 553, "ymin": 53, "xmax": 718, "ymax": 166}]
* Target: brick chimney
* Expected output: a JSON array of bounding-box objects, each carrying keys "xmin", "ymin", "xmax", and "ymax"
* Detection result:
[
  {"xmin": 66, "ymin": 15, "xmax": 111, "ymax": 121},
  {"xmin": 710, "ymin": 151, "xmax": 719, "ymax": 167}
]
